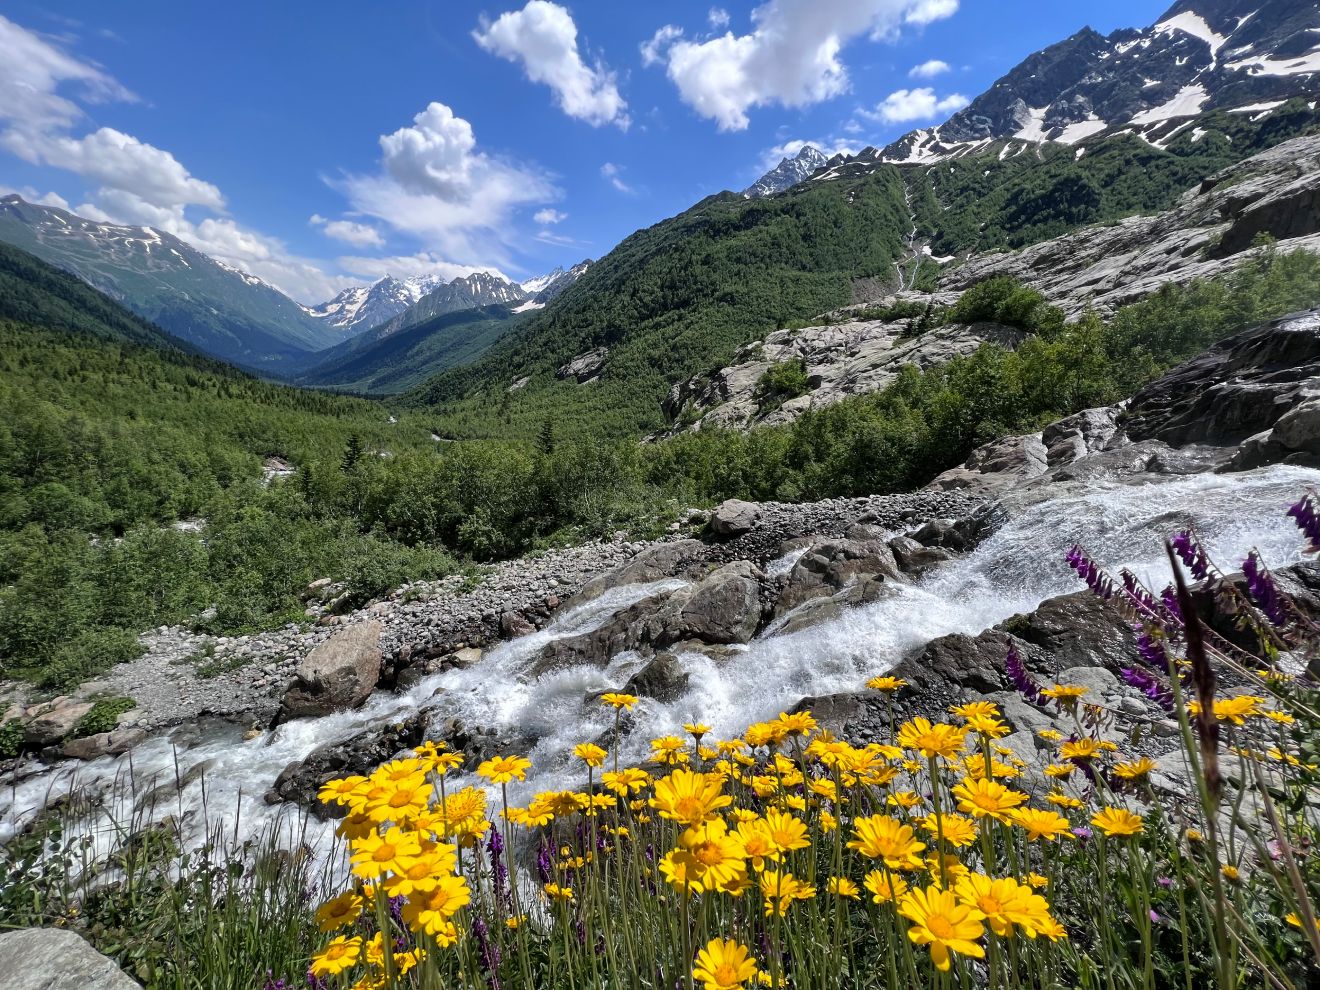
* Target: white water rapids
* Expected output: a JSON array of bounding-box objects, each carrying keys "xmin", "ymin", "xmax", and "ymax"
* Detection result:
[{"xmin": 3, "ymin": 464, "xmax": 1317, "ymax": 858}]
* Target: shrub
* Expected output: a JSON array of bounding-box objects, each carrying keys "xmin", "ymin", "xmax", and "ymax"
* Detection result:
[
  {"xmin": 946, "ymin": 275, "xmax": 1063, "ymax": 334},
  {"xmin": 71, "ymin": 696, "xmax": 136, "ymax": 738},
  {"xmin": 755, "ymin": 359, "xmax": 812, "ymax": 411}
]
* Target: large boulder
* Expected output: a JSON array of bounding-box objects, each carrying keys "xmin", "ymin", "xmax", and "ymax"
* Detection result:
[
  {"xmin": 24, "ymin": 702, "xmax": 94, "ymax": 747},
  {"xmin": 775, "ymin": 538, "xmax": 900, "ymax": 615},
  {"xmin": 61, "ymin": 727, "xmax": 147, "ymax": 762},
  {"xmin": 624, "ymin": 652, "xmax": 690, "ymax": 702},
  {"xmin": 665, "ymin": 561, "xmax": 762, "ymax": 645},
  {"xmin": 275, "ymin": 621, "xmax": 383, "ymax": 724},
  {"xmin": 570, "ymin": 540, "xmax": 707, "ymax": 605},
  {"xmin": 0, "ymin": 928, "xmax": 140, "ymax": 989},
  {"xmin": 709, "ymin": 499, "xmax": 762, "ymax": 537}
]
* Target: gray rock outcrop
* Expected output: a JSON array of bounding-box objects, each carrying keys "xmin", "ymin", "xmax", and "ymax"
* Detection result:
[
  {"xmin": 0, "ymin": 929, "xmax": 140, "ymax": 989},
  {"xmin": 275, "ymin": 620, "xmax": 383, "ymax": 724}
]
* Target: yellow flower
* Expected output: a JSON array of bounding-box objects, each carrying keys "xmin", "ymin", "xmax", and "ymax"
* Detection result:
[
  {"xmin": 1059, "ymin": 738, "xmax": 1102, "ymax": 761},
  {"xmin": 899, "ymin": 884, "xmax": 987, "ymax": 972},
  {"xmin": 758, "ymin": 871, "xmax": 815, "ymax": 917},
  {"xmin": 684, "ymin": 722, "xmax": 713, "ymax": 738},
  {"xmin": 384, "ymin": 845, "xmax": 459, "ymax": 898},
  {"xmin": 476, "ymin": 754, "xmax": 532, "ymax": 784},
  {"xmin": 762, "ymin": 808, "xmax": 811, "ymax": 854},
  {"xmin": 651, "ymin": 735, "xmax": 691, "ymax": 765},
  {"xmin": 954, "ymin": 873, "xmax": 1056, "ymax": 938},
  {"xmin": 863, "ymin": 869, "xmax": 910, "ymax": 904},
  {"xmin": 1027, "ymin": 872, "xmax": 1049, "ymax": 889},
  {"xmin": 651, "ymin": 769, "xmax": 732, "ymax": 825},
  {"xmin": 1010, "ymin": 808, "xmax": 1073, "ymax": 842},
  {"xmin": 602, "ymin": 767, "xmax": 651, "ymax": 794},
  {"xmin": 964, "ymin": 715, "xmax": 1010, "ymax": 739},
  {"xmin": 601, "ymin": 692, "xmax": 639, "ymax": 710},
  {"xmin": 363, "ymin": 777, "xmax": 432, "ymax": 824},
  {"xmin": 848, "ymin": 815, "xmax": 926, "ymax": 871},
  {"xmin": 1090, "ymin": 807, "xmax": 1143, "ymax": 837},
  {"xmin": 1038, "ymin": 729, "xmax": 1063, "ymax": 742},
  {"xmin": 661, "ymin": 819, "xmax": 748, "ymax": 894},
  {"xmin": 867, "ymin": 675, "xmax": 907, "ymax": 693},
  {"xmin": 776, "ymin": 711, "xmax": 817, "ymax": 737},
  {"xmin": 887, "ymin": 790, "xmax": 923, "ymax": 811},
  {"xmin": 925, "ymin": 853, "xmax": 970, "ymax": 883},
  {"xmin": 950, "ymin": 701, "xmax": 999, "ymax": 719},
  {"xmin": 1263, "ymin": 709, "xmax": 1295, "ymax": 724},
  {"xmin": 1046, "ymin": 792, "xmax": 1084, "ymax": 810},
  {"xmin": 1043, "ymin": 763, "xmax": 1076, "ymax": 779},
  {"xmin": 315, "ymin": 891, "xmax": 364, "ymax": 932},
  {"xmin": 1221, "ymin": 864, "xmax": 1240, "ymax": 882},
  {"xmin": 402, "ymin": 875, "xmax": 471, "ymax": 936},
  {"xmin": 897, "ymin": 718, "xmax": 969, "ymax": 760},
  {"xmin": 350, "ymin": 827, "xmax": 423, "ymax": 880},
  {"xmin": 311, "ymin": 936, "xmax": 362, "ymax": 978},
  {"xmin": 918, "ymin": 813, "xmax": 978, "ymax": 849},
  {"xmin": 952, "ymin": 778, "xmax": 1028, "ymax": 822},
  {"xmin": 1114, "ymin": 757, "xmax": 1157, "ymax": 780},
  {"xmin": 1189, "ymin": 694, "xmax": 1266, "ymax": 725},
  {"xmin": 828, "ymin": 876, "xmax": 860, "ymax": 899},
  {"xmin": 819, "ymin": 810, "xmax": 838, "ymax": 834},
  {"xmin": 505, "ymin": 914, "xmax": 526, "ymax": 929},
  {"xmin": 318, "ymin": 776, "xmax": 367, "ymax": 807},
  {"xmin": 1184, "ymin": 829, "xmax": 1204, "ymax": 844},
  {"xmin": 543, "ymin": 882, "xmax": 575, "ymax": 901},
  {"xmin": 1286, "ymin": 912, "xmax": 1320, "ymax": 933},
  {"xmin": 1041, "ymin": 684, "xmax": 1087, "ymax": 703},
  {"xmin": 736, "ymin": 819, "xmax": 782, "ymax": 871},
  {"xmin": 573, "ymin": 742, "xmax": 608, "ymax": 768},
  {"xmin": 692, "ymin": 938, "xmax": 759, "ymax": 990}
]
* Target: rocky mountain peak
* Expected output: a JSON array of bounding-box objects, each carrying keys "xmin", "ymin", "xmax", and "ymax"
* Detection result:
[{"xmin": 743, "ymin": 145, "xmax": 831, "ymax": 198}]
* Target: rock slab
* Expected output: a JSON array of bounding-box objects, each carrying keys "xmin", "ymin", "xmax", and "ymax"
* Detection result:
[
  {"xmin": 0, "ymin": 928, "xmax": 140, "ymax": 989},
  {"xmin": 276, "ymin": 620, "xmax": 383, "ymax": 724}
]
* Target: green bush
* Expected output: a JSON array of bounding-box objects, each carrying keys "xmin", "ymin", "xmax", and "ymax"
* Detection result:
[
  {"xmin": 946, "ymin": 275, "xmax": 1063, "ymax": 334},
  {"xmin": 71, "ymin": 696, "xmax": 136, "ymax": 738},
  {"xmin": 755, "ymin": 359, "xmax": 812, "ymax": 412}
]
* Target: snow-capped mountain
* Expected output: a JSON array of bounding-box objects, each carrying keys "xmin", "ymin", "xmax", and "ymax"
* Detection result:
[
  {"xmin": 515, "ymin": 260, "xmax": 592, "ymax": 312},
  {"xmin": 770, "ymin": 0, "xmax": 1320, "ymax": 190},
  {"xmin": 304, "ymin": 274, "xmax": 450, "ymax": 336},
  {"xmin": 744, "ymin": 146, "xmax": 830, "ymax": 198},
  {"xmin": 345, "ymin": 271, "xmax": 530, "ymax": 344},
  {"xmin": 0, "ymin": 194, "xmax": 338, "ymax": 366}
]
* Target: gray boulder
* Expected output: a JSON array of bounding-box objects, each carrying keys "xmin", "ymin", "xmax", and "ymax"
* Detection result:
[
  {"xmin": 667, "ymin": 561, "xmax": 762, "ymax": 644},
  {"xmin": 24, "ymin": 702, "xmax": 94, "ymax": 747},
  {"xmin": 709, "ymin": 499, "xmax": 762, "ymax": 537},
  {"xmin": 276, "ymin": 620, "xmax": 383, "ymax": 724},
  {"xmin": 0, "ymin": 928, "xmax": 140, "ymax": 989},
  {"xmin": 624, "ymin": 652, "xmax": 690, "ymax": 702},
  {"xmin": 61, "ymin": 727, "xmax": 147, "ymax": 762},
  {"xmin": 571, "ymin": 540, "xmax": 706, "ymax": 604}
]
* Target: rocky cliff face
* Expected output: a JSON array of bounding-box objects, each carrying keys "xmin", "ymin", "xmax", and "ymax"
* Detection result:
[{"xmin": 940, "ymin": 132, "xmax": 1320, "ymax": 315}]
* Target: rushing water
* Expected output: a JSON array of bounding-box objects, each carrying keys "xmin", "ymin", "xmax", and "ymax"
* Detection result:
[{"xmin": 3, "ymin": 464, "xmax": 1317, "ymax": 855}]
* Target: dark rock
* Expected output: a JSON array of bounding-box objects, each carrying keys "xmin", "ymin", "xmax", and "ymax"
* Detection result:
[
  {"xmin": 571, "ymin": 540, "xmax": 705, "ymax": 604},
  {"xmin": 60, "ymin": 727, "xmax": 147, "ymax": 761},
  {"xmin": 775, "ymin": 538, "xmax": 900, "ymax": 615},
  {"xmin": 887, "ymin": 536, "xmax": 954, "ymax": 579},
  {"xmin": 624, "ymin": 652, "xmax": 690, "ymax": 702},
  {"xmin": 500, "ymin": 611, "xmax": 536, "ymax": 637}
]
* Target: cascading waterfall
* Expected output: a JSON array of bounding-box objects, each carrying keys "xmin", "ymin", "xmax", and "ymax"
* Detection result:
[{"xmin": 3, "ymin": 463, "xmax": 1317, "ymax": 858}]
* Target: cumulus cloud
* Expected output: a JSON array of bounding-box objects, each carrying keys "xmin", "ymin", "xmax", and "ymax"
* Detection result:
[
  {"xmin": 640, "ymin": 25, "xmax": 685, "ymax": 67},
  {"xmin": 337, "ymin": 101, "xmax": 558, "ymax": 263},
  {"xmin": 310, "ymin": 213, "xmax": 384, "ymax": 248},
  {"xmin": 862, "ymin": 87, "xmax": 968, "ymax": 123},
  {"xmin": 600, "ymin": 162, "xmax": 633, "ymax": 193},
  {"xmin": 909, "ymin": 58, "xmax": 950, "ymax": 78},
  {"xmin": 0, "ymin": 184, "xmax": 70, "ymax": 210},
  {"xmin": 336, "ymin": 251, "xmax": 509, "ymax": 284},
  {"xmin": 708, "ymin": 8, "xmax": 731, "ymax": 28},
  {"xmin": 474, "ymin": 1, "xmax": 628, "ymax": 129},
  {"xmin": 643, "ymin": 0, "xmax": 960, "ymax": 131},
  {"xmin": 0, "ymin": 15, "xmax": 358, "ymax": 303},
  {"xmin": 533, "ymin": 207, "xmax": 567, "ymax": 225}
]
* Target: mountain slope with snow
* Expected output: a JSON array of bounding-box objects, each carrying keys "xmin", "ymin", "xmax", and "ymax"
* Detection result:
[
  {"xmin": 744, "ymin": 146, "xmax": 830, "ymax": 198},
  {"xmin": 0, "ymin": 195, "xmax": 339, "ymax": 367}
]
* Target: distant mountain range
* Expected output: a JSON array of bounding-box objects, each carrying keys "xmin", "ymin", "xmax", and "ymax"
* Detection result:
[
  {"xmin": 513, "ymin": 260, "xmax": 593, "ymax": 312},
  {"xmin": 0, "ymin": 195, "xmax": 338, "ymax": 369},
  {"xmin": 302, "ymin": 273, "xmax": 453, "ymax": 335},
  {"xmin": 744, "ymin": 0, "xmax": 1320, "ymax": 194},
  {"xmin": 744, "ymin": 147, "xmax": 829, "ymax": 198}
]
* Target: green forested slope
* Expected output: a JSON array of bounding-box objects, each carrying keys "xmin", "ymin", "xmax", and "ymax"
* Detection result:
[{"xmin": 409, "ymin": 102, "xmax": 1320, "ymax": 440}]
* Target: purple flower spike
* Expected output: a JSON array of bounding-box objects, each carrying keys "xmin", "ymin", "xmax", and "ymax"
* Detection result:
[
  {"xmin": 1170, "ymin": 531, "xmax": 1211, "ymax": 581},
  {"xmin": 1134, "ymin": 627, "xmax": 1169, "ymax": 671},
  {"xmin": 1242, "ymin": 551, "xmax": 1289, "ymax": 627},
  {"xmin": 1005, "ymin": 642, "xmax": 1047, "ymax": 706},
  {"xmin": 536, "ymin": 842, "xmax": 553, "ymax": 886},
  {"xmin": 1288, "ymin": 493, "xmax": 1320, "ymax": 553},
  {"xmin": 1120, "ymin": 666, "xmax": 1176, "ymax": 713},
  {"xmin": 1067, "ymin": 545, "xmax": 1116, "ymax": 599}
]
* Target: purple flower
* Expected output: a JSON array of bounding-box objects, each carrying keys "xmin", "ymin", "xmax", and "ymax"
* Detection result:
[
  {"xmin": 1120, "ymin": 666, "xmax": 1175, "ymax": 713},
  {"xmin": 536, "ymin": 842, "xmax": 552, "ymax": 886},
  {"xmin": 1287, "ymin": 493, "xmax": 1320, "ymax": 553},
  {"xmin": 1072, "ymin": 826, "xmax": 1093, "ymax": 841},
  {"xmin": 1067, "ymin": 545, "xmax": 1116, "ymax": 599},
  {"xmin": 1157, "ymin": 876, "xmax": 1174, "ymax": 889},
  {"xmin": 262, "ymin": 975, "xmax": 288, "ymax": 990},
  {"xmin": 1004, "ymin": 642, "xmax": 1047, "ymax": 706},
  {"xmin": 488, "ymin": 825, "xmax": 509, "ymax": 909},
  {"xmin": 1170, "ymin": 531, "xmax": 1211, "ymax": 581},
  {"xmin": 1150, "ymin": 909, "xmax": 1161, "ymax": 923},
  {"xmin": 1160, "ymin": 585, "xmax": 1183, "ymax": 623},
  {"xmin": 1242, "ymin": 551, "xmax": 1288, "ymax": 627},
  {"xmin": 472, "ymin": 916, "xmax": 501, "ymax": 987},
  {"xmin": 1134, "ymin": 627, "xmax": 1169, "ymax": 671}
]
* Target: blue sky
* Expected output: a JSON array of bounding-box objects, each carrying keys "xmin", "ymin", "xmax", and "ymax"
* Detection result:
[{"xmin": 0, "ymin": 0, "xmax": 1171, "ymax": 302}]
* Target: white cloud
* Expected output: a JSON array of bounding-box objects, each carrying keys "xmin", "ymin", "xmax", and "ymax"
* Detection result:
[
  {"xmin": 644, "ymin": 0, "xmax": 960, "ymax": 131},
  {"xmin": 906, "ymin": 0, "xmax": 959, "ymax": 25},
  {"xmin": 641, "ymin": 25, "xmax": 684, "ymax": 67},
  {"xmin": 533, "ymin": 207, "xmax": 567, "ymax": 225},
  {"xmin": 336, "ymin": 252, "xmax": 508, "ymax": 284},
  {"xmin": 474, "ymin": 1, "xmax": 628, "ymax": 129},
  {"xmin": 309, "ymin": 213, "xmax": 385, "ymax": 248},
  {"xmin": 708, "ymin": 7, "xmax": 731, "ymax": 28},
  {"xmin": 0, "ymin": 184, "xmax": 70, "ymax": 210},
  {"xmin": 862, "ymin": 87, "xmax": 968, "ymax": 123},
  {"xmin": 909, "ymin": 58, "xmax": 950, "ymax": 78},
  {"xmin": 337, "ymin": 101, "xmax": 558, "ymax": 264},
  {"xmin": 600, "ymin": 161, "xmax": 633, "ymax": 194}
]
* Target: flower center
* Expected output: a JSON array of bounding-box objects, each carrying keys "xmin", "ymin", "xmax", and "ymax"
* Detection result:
[
  {"xmin": 713, "ymin": 963, "xmax": 740, "ymax": 986},
  {"xmin": 926, "ymin": 914, "xmax": 957, "ymax": 940}
]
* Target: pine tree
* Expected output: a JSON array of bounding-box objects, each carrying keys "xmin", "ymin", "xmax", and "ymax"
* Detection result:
[
  {"xmin": 341, "ymin": 433, "xmax": 363, "ymax": 473},
  {"xmin": 536, "ymin": 416, "xmax": 556, "ymax": 455}
]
